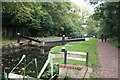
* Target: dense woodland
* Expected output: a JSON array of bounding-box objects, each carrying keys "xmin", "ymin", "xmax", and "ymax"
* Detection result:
[
  {"xmin": 2, "ymin": 2, "xmax": 119, "ymax": 41},
  {"xmin": 2, "ymin": 2, "xmax": 87, "ymax": 37},
  {"xmin": 91, "ymin": 2, "xmax": 119, "ymax": 38}
]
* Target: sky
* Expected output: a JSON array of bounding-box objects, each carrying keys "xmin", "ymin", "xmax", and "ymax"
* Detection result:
[
  {"xmin": 70, "ymin": 0, "xmax": 103, "ymax": 15},
  {"xmin": 70, "ymin": 0, "xmax": 98, "ymax": 28},
  {"xmin": 70, "ymin": 0, "xmax": 94, "ymax": 14}
]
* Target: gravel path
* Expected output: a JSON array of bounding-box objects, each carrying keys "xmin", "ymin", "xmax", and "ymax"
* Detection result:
[{"xmin": 94, "ymin": 41, "xmax": 119, "ymax": 78}]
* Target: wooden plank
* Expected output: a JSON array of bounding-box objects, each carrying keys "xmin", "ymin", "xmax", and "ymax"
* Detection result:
[
  {"xmin": 85, "ymin": 38, "xmax": 89, "ymax": 41},
  {"xmin": 8, "ymin": 73, "xmax": 38, "ymax": 80},
  {"xmin": 67, "ymin": 51, "xmax": 87, "ymax": 55},
  {"xmin": 37, "ymin": 56, "xmax": 50, "ymax": 78},
  {"xmin": 67, "ymin": 57, "xmax": 86, "ymax": 61}
]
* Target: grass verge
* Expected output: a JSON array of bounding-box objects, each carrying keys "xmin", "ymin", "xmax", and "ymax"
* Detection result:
[
  {"xmin": 50, "ymin": 38, "xmax": 99, "ymax": 68},
  {"xmin": 53, "ymin": 57, "xmax": 86, "ymax": 66}
]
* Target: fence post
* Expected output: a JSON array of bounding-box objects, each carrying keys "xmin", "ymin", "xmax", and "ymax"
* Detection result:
[
  {"xmin": 17, "ymin": 33, "xmax": 20, "ymax": 44},
  {"xmin": 61, "ymin": 47, "xmax": 67, "ymax": 64},
  {"xmin": 62, "ymin": 35, "xmax": 65, "ymax": 45},
  {"xmin": 64, "ymin": 50, "xmax": 67, "ymax": 64},
  {"xmin": 86, "ymin": 52, "xmax": 89, "ymax": 67}
]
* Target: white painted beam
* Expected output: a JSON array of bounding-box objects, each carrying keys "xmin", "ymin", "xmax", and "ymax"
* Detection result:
[
  {"xmin": 67, "ymin": 51, "xmax": 87, "ymax": 55},
  {"xmin": 67, "ymin": 57, "xmax": 86, "ymax": 61}
]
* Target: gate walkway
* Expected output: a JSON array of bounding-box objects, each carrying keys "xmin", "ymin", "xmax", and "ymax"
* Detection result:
[{"xmin": 94, "ymin": 40, "xmax": 119, "ymax": 78}]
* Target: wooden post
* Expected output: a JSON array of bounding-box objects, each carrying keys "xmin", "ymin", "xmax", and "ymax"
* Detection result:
[
  {"xmin": 86, "ymin": 52, "xmax": 89, "ymax": 67},
  {"xmin": 64, "ymin": 50, "xmax": 67, "ymax": 64}
]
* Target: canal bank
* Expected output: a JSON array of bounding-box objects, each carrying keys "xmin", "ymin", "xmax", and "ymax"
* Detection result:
[{"xmin": 2, "ymin": 37, "xmax": 98, "ymax": 79}]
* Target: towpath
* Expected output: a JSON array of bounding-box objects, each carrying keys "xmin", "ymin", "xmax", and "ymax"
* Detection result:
[{"xmin": 94, "ymin": 40, "xmax": 119, "ymax": 79}]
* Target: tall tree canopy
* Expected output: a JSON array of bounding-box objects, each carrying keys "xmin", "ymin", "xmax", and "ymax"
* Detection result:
[
  {"xmin": 91, "ymin": 2, "xmax": 120, "ymax": 38},
  {"xmin": 2, "ymin": 2, "xmax": 92, "ymax": 37}
]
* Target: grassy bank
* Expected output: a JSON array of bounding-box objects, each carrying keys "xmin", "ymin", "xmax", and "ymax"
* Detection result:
[
  {"xmin": 107, "ymin": 37, "xmax": 120, "ymax": 48},
  {"xmin": 50, "ymin": 38, "xmax": 99, "ymax": 68}
]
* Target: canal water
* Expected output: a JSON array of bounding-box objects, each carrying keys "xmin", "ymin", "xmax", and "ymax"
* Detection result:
[{"xmin": 2, "ymin": 43, "xmax": 61, "ymax": 78}]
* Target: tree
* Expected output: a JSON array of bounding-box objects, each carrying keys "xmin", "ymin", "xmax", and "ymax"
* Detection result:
[
  {"xmin": 91, "ymin": 2, "xmax": 120, "ymax": 38},
  {"xmin": 2, "ymin": 2, "xmax": 44, "ymax": 36},
  {"xmin": 2, "ymin": 2, "xmax": 93, "ymax": 37}
]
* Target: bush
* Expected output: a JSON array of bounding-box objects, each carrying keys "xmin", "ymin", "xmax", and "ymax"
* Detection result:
[
  {"xmin": 2, "ymin": 36, "xmax": 15, "ymax": 40},
  {"xmin": 108, "ymin": 37, "xmax": 120, "ymax": 48}
]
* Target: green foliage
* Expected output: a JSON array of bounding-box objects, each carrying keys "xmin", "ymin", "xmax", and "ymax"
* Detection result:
[
  {"xmin": 4, "ymin": 70, "xmax": 8, "ymax": 80},
  {"xmin": 92, "ymin": 2, "xmax": 119, "ymax": 38},
  {"xmin": 2, "ymin": 2, "xmax": 44, "ymax": 36},
  {"xmin": 42, "ymin": 64, "xmax": 59, "ymax": 78},
  {"xmin": 2, "ymin": 36, "xmax": 14, "ymax": 40},
  {"xmin": 85, "ymin": 18, "xmax": 100, "ymax": 36},
  {"xmin": 2, "ymin": 2, "xmax": 92, "ymax": 37},
  {"xmin": 53, "ymin": 57, "xmax": 86, "ymax": 66},
  {"xmin": 108, "ymin": 37, "xmax": 120, "ymax": 48}
]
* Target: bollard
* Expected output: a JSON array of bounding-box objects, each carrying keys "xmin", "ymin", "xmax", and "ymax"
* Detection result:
[
  {"xmin": 86, "ymin": 52, "xmax": 89, "ymax": 67},
  {"xmin": 61, "ymin": 47, "xmax": 65, "ymax": 52},
  {"xmin": 61, "ymin": 47, "xmax": 67, "ymax": 64},
  {"xmin": 17, "ymin": 33, "xmax": 20, "ymax": 43},
  {"xmin": 62, "ymin": 35, "xmax": 65, "ymax": 45}
]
